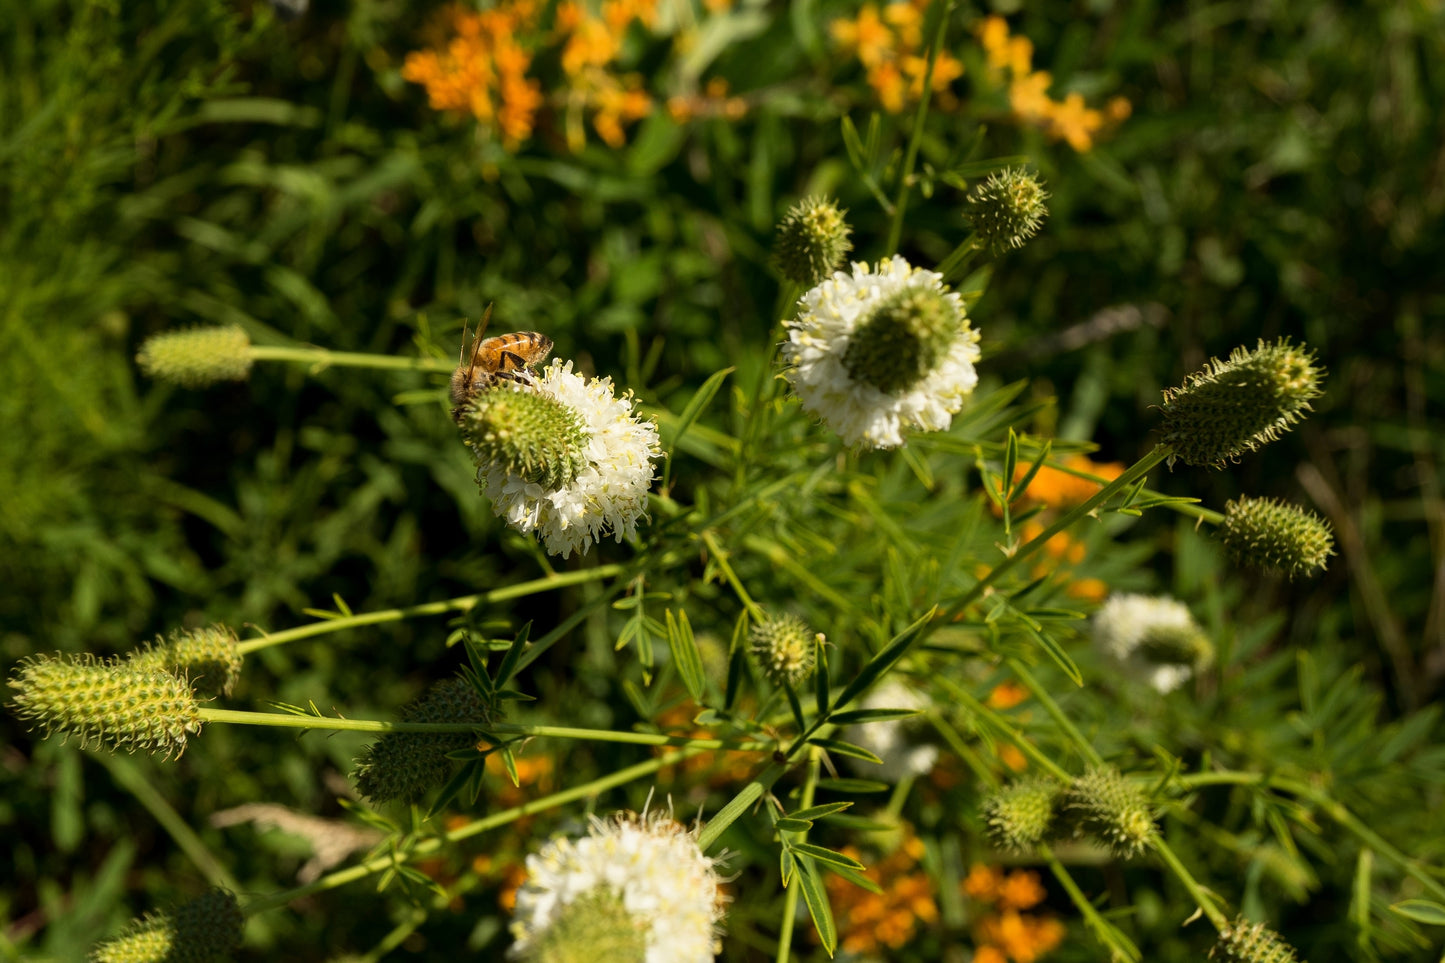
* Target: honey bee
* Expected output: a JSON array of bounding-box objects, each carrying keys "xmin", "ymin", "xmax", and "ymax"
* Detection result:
[{"xmin": 449, "ymin": 304, "xmax": 554, "ymax": 420}]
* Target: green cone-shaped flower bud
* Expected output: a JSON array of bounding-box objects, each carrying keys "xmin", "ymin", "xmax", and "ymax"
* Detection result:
[
  {"xmin": 461, "ymin": 381, "xmax": 591, "ymax": 491},
  {"xmin": 964, "ymin": 168, "xmax": 1049, "ymax": 252},
  {"xmin": 982, "ymin": 777, "xmax": 1060, "ymax": 854},
  {"xmin": 8, "ymin": 653, "xmax": 202, "ymax": 758},
  {"xmin": 523, "ymin": 888, "xmax": 648, "ymax": 963},
  {"xmin": 353, "ymin": 678, "xmax": 489, "ymax": 804},
  {"xmin": 842, "ymin": 283, "xmax": 965, "ymax": 394},
  {"xmin": 129, "ymin": 624, "xmax": 243, "ymax": 700},
  {"xmin": 1159, "ymin": 339, "xmax": 1324, "ymax": 468},
  {"xmin": 774, "ymin": 196, "xmax": 854, "ymax": 287},
  {"xmin": 1211, "ymin": 917, "xmax": 1304, "ymax": 963},
  {"xmin": 1219, "ymin": 496, "xmax": 1335, "ymax": 579},
  {"xmin": 90, "ymin": 887, "xmax": 244, "ymax": 963},
  {"xmin": 748, "ymin": 614, "xmax": 820, "ymax": 688},
  {"xmin": 1065, "ymin": 767, "xmax": 1156, "ymax": 858},
  {"xmin": 136, "ymin": 326, "xmax": 252, "ymax": 387}
]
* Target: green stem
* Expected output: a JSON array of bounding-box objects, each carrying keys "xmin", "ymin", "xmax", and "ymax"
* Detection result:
[
  {"xmin": 702, "ymin": 530, "xmax": 766, "ymax": 621},
  {"xmin": 933, "ymin": 444, "xmax": 1172, "ymax": 628},
  {"xmin": 935, "ymin": 231, "xmax": 981, "ymax": 281},
  {"xmin": 237, "ymin": 566, "xmax": 626, "ymax": 653},
  {"xmin": 195, "ymin": 708, "xmax": 766, "ymax": 751},
  {"xmin": 90, "ymin": 752, "xmax": 238, "ymax": 892},
  {"xmin": 249, "ymin": 344, "xmax": 453, "ymax": 373},
  {"xmin": 1003, "ymin": 657, "xmax": 1103, "ymax": 769},
  {"xmin": 1041, "ymin": 845, "xmax": 1143, "ymax": 962},
  {"xmin": 1149, "ymin": 836, "xmax": 1229, "ymax": 929},
  {"xmin": 1176, "ymin": 771, "xmax": 1445, "ymax": 905},
  {"xmin": 774, "ymin": 749, "xmax": 821, "ymax": 963},
  {"xmin": 883, "ymin": 0, "xmax": 954, "ymax": 255},
  {"xmin": 242, "ymin": 748, "xmax": 697, "ymax": 915}
]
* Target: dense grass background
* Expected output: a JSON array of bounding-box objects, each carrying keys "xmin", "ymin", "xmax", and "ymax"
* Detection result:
[{"xmin": 3, "ymin": 1, "xmax": 1442, "ymax": 959}]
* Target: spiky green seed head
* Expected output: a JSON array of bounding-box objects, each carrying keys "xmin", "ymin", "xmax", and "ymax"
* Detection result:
[
  {"xmin": 352, "ymin": 678, "xmax": 490, "ymax": 805},
  {"xmin": 1065, "ymin": 767, "xmax": 1156, "ymax": 859},
  {"xmin": 964, "ymin": 168, "xmax": 1049, "ymax": 252},
  {"xmin": 461, "ymin": 382, "xmax": 591, "ymax": 491},
  {"xmin": 748, "ymin": 614, "xmax": 820, "ymax": 688},
  {"xmin": 842, "ymin": 284, "xmax": 966, "ymax": 394},
  {"xmin": 1219, "ymin": 496, "xmax": 1335, "ymax": 579},
  {"xmin": 1211, "ymin": 917, "xmax": 1304, "ymax": 963},
  {"xmin": 773, "ymin": 196, "xmax": 854, "ymax": 287},
  {"xmin": 90, "ymin": 887, "xmax": 244, "ymax": 963},
  {"xmin": 136, "ymin": 326, "xmax": 252, "ymax": 387},
  {"xmin": 982, "ymin": 778, "xmax": 1061, "ymax": 854},
  {"xmin": 8, "ymin": 653, "xmax": 202, "ymax": 758},
  {"xmin": 1159, "ymin": 339, "xmax": 1325, "ymax": 468},
  {"xmin": 129, "ymin": 624, "xmax": 243, "ymax": 700},
  {"xmin": 522, "ymin": 888, "xmax": 648, "ymax": 963}
]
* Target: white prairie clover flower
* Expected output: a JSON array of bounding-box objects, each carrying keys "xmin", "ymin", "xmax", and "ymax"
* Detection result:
[
  {"xmin": 844, "ymin": 677, "xmax": 938, "ymax": 781},
  {"xmin": 781, "ymin": 256, "xmax": 981, "ymax": 449},
  {"xmin": 469, "ymin": 360, "xmax": 661, "ymax": 559},
  {"xmin": 1092, "ymin": 593, "xmax": 1213, "ymax": 693},
  {"xmin": 510, "ymin": 810, "xmax": 726, "ymax": 963}
]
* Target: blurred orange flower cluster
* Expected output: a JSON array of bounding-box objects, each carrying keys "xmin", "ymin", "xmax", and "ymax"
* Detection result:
[
  {"xmin": 403, "ymin": 1, "xmax": 742, "ymax": 151},
  {"xmin": 964, "ymin": 864, "xmax": 1066, "ymax": 962},
  {"xmin": 1014, "ymin": 453, "xmax": 1127, "ymax": 510},
  {"xmin": 830, "ymin": 1, "xmax": 964, "ymax": 113},
  {"xmin": 977, "ymin": 15, "xmax": 1130, "ymax": 151},
  {"xmin": 825, "ymin": 829, "xmax": 939, "ymax": 954}
]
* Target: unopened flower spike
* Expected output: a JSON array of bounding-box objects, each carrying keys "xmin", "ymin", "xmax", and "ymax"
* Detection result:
[
  {"xmin": 90, "ymin": 887, "xmax": 245, "ymax": 963},
  {"xmin": 1219, "ymin": 496, "xmax": 1335, "ymax": 579},
  {"xmin": 1211, "ymin": 916, "xmax": 1305, "ymax": 963},
  {"xmin": 982, "ymin": 777, "xmax": 1061, "ymax": 854},
  {"xmin": 510, "ymin": 807, "xmax": 727, "ymax": 963},
  {"xmin": 1158, "ymin": 338, "xmax": 1325, "ymax": 468},
  {"xmin": 466, "ymin": 360, "xmax": 661, "ymax": 558},
  {"xmin": 782, "ymin": 256, "xmax": 981, "ymax": 449},
  {"xmin": 352, "ymin": 678, "xmax": 489, "ymax": 805},
  {"xmin": 964, "ymin": 167, "xmax": 1049, "ymax": 252},
  {"xmin": 773, "ymin": 195, "xmax": 854, "ymax": 287},
  {"xmin": 1065, "ymin": 767, "xmax": 1156, "ymax": 858},
  {"xmin": 129, "ymin": 623, "xmax": 244, "ymax": 700},
  {"xmin": 136, "ymin": 325, "xmax": 253, "ymax": 387},
  {"xmin": 1093, "ymin": 594, "xmax": 1213, "ymax": 693},
  {"xmin": 8, "ymin": 653, "xmax": 202, "ymax": 758},
  {"xmin": 748, "ymin": 613, "xmax": 821, "ymax": 688}
]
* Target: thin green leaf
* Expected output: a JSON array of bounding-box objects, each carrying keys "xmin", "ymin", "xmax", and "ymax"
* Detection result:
[
  {"xmin": 789, "ymin": 802, "xmax": 853, "ymax": 821},
  {"xmin": 774, "ymin": 817, "xmax": 815, "ymax": 833},
  {"xmin": 808, "ymin": 737, "xmax": 884, "ymax": 765},
  {"xmin": 1010, "ymin": 440, "xmax": 1053, "ymax": 503},
  {"xmin": 698, "ymin": 780, "xmax": 766, "ymax": 851},
  {"xmin": 832, "ymin": 607, "xmax": 937, "ymax": 713},
  {"xmin": 495, "ymin": 621, "xmax": 532, "ymax": 689},
  {"xmin": 665, "ymin": 609, "xmax": 707, "ymax": 703},
  {"xmin": 829, "ymin": 708, "xmax": 920, "ymax": 725},
  {"xmin": 1002, "ymin": 428, "xmax": 1019, "ymax": 497},
  {"xmin": 1022, "ymin": 622, "xmax": 1082, "ymax": 686},
  {"xmin": 725, "ymin": 611, "xmax": 750, "ymax": 711},
  {"xmin": 784, "ymin": 682, "xmax": 808, "ymax": 733},
  {"xmin": 796, "ymin": 857, "xmax": 837, "ymax": 957},
  {"xmin": 791, "ymin": 842, "xmax": 866, "ymax": 871},
  {"xmin": 815, "ymin": 778, "xmax": 892, "ymax": 794},
  {"xmin": 1391, "ymin": 899, "xmax": 1445, "ymax": 926}
]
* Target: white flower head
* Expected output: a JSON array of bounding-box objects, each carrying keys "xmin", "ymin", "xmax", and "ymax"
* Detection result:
[
  {"xmin": 845, "ymin": 677, "xmax": 939, "ymax": 781},
  {"xmin": 476, "ymin": 360, "xmax": 661, "ymax": 559},
  {"xmin": 1092, "ymin": 593, "xmax": 1213, "ymax": 693},
  {"xmin": 510, "ymin": 809, "xmax": 727, "ymax": 963},
  {"xmin": 781, "ymin": 256, "xmax": 981, "ymax": 449}
]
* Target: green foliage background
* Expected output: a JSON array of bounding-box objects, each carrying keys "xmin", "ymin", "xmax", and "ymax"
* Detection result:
[{"xmin": 2, "ymin": 0, "xmax": 1442, "ymax": 960}]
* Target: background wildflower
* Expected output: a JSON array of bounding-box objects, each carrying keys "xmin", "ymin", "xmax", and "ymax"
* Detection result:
[{"xmin": 1092, "ymin": 593, "xmax": 1213, "ymax": 693}]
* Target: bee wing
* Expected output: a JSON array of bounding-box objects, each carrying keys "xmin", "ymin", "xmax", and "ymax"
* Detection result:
[{"xmin": 462, "ymin": 303, "xmax": 496, "ymax": 379}]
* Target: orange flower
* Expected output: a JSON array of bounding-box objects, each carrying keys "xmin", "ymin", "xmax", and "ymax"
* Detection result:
[
  {"xmin": 964, "ymin": 863, "xmax": 1003, "ymax": 900},
  {"xmin": 826, "ymin": 830, "xmax": 940, "ymax": 953},
  {"xmin": 999, "ymin": 743, "xmax": 1029, "ymax": 772},
  {"xmin": 1047, "ymin": 91, "xmax": 1104, "ymax": 151},
  {"xmin": 967, "ymin": 867, "xmax": 1066, "ymax": 962},
  {"xmin": 1013, "ymin": 454, "xmax": 1127, "ymax": 509},
  {"xmin": 986, "ymin": 681, "xmax": 1029, "ymax": 710},
  {"xmin": 833, "ymin": 1, "xmax": 962, "ymax": 112},
  {"xmin": 996, "ymin": 869, "xmax": 1046, "ymax": 911}
]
